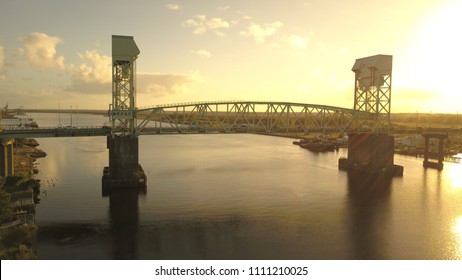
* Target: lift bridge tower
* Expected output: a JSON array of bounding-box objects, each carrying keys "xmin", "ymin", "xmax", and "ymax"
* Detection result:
[
  {"xmin": 339, "ymin": 54, "xmax": 403, "ymax": 177},
  {"xmin": 352, "ymin": 54, "xmax": 392, "ymax": 133},
  {"xmin": 102, "ymin": 35, "xmax": 146, "ymax": 191}
]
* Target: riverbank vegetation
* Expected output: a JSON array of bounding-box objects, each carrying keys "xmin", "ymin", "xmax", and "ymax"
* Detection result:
[
  {"xmin": 0, "ymin": 177, "xmax": 39, "ymax": 259},
  {"xmin": 0, "ymin": 138, "xmax": 45, "ymax": 259}
]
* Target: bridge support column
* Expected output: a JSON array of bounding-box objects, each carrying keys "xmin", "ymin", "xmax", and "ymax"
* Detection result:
[
  {"xmin": 422, "ymin": 132, "xmax": 448, "ymax": 170},
  {"xmin": 102, "ymin": 135, "xmax": 146, "ymax": 191},
  {"xmin": 0, "ymin": 139, "xmax": 14, "ymax": 177},
  {"xmin": 339, "ymin": 133, "xmax": 403, "ymax": 176}
]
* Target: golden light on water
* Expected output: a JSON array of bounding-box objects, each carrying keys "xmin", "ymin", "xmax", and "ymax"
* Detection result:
[
  {"xmin": 447, "ymin": 157, "xmax": 462, "ymax": 189},
  {"xmin": 453, "ymin": 216, "xmax": 462, "ymax": 258}
]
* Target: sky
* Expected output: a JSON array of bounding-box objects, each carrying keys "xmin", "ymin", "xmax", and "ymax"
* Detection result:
[{"xmin": 0, "ymin": 0, "xmax": 461, "ymax": 113}]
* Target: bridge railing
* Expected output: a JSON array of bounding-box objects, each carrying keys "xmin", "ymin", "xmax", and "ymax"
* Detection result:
[
  {"xmin": 0, "ymin": 126, "xmax": 110, "ymax": 139},
  {"xmin": 135, "ymin": 100, "xmax": 357, "ymax": 113}
]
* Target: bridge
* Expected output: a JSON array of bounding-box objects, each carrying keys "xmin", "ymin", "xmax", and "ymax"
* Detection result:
[
  {"xmin": 1, "ymin": 35, "xmax": 398, "ymax": 183},
  {"xmin": 1, "ymin": 101, "xmax": 371, "ymax": 140}
]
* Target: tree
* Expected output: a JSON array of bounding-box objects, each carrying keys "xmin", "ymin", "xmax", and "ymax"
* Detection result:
[
  {"xmin": 0, "ymin": 186, "xmax": 12, "ymax": 222},
  {"xmin": 16, "ymin": 244, "xmax": 37, "ymax": 260}
]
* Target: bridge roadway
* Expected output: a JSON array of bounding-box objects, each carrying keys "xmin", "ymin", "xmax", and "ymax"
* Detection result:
[
  {"xmin": 0, "ymin": 126, "xmax": 351, "ymax": 140},
  {"xmin": 0, "ymin": 126, "xmax": 110, "ymax": 139},
  {"xmin": 2, "ymin": 100, "xmax": 384, "ymax": 139}
]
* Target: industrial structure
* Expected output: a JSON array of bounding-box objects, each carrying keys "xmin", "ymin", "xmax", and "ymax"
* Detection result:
[
  {"xmin": 339, "ymin": 55, "xmax": 403, "ymax": 176},
  {"xmin": 351, "ymin": 55, "xmax": 393, "ymax": 133},
  {"xmin": 102, "ymin": 35, "xmax": 146, "ymax": 189},
  {"xmin": 422, "ymin": 130, "xmax": 449, "ymax": 170}
]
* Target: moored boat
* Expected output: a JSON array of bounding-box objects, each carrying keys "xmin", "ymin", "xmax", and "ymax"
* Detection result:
[{"xmin": 301, "ymin": 141, "xmax": 336, "ymax": 152}]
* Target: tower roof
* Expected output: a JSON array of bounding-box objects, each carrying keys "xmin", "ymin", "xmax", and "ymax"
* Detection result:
[
  {"xmin": 352, "ymin": 54, "xmax": 392, "ymax": 76},
  {"xmin": 112, "ymin": 35, "xmax": 140, "ymax": 61}
]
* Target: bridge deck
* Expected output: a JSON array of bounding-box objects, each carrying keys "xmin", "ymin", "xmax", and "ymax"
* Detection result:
[
  {"xmin": 2, "ymin": 101, "xmax": 391, "ymax": 138},
  {"xmin": 0, "ymin": 127, "xmax": 109, "ymax": 139}
]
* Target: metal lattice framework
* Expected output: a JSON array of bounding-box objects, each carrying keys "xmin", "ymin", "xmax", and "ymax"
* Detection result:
[
  {"xmin": 106, "ymin": 37, "xmax": 388, "ymax": 136},
  {"xmin": 110, "ymin": 35, "xmax": 140, "ymax": 136},
  {"xmin": 352, "ymin": 55, "xmax": 393, "ymax": 132},
  {"xmin": 133, "ymin": 101, "xmax": 364, "ymax": 134},
  {"xmin": 0, "ymin": 102, "xmax": 375, "ymax": 139}
]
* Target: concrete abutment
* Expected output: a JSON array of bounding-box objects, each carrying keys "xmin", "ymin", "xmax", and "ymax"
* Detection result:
[
  {"xmin": 0, "ymin": 139, "xmax": 14, "ymax": 177},
  {"xmin": 422, "ymin": 131, "xmax": 448, "ymax": 170},
  {"xmin": 338, "ymin": 133, "xmax": 403, "ymax": 177},
  {"xmin": 102, "ymin": 135, "xmax": 146, "ymax": 192}
]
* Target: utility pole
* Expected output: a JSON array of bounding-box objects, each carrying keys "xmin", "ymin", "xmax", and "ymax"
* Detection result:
[
  {"xmin": 429, "ymin": 111, "xmax": 432, "ymax": 128},
  {"xmin": 76, "ymin": 106, "xmax": 79, "ymax": 127}
]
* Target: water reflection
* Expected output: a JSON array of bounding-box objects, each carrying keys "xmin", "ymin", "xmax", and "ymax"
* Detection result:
[
  {"xmin": 346, "ymin": 172, "xmax": 392, "ymax": 259},
  {"xmin": 453, "ymin": 216, "xmax": 462, "ymax": 258},
  {"xmin": 447, "ymin": 163, "xmax": 462, "ymax": 189},
  {"xmin": 33, "ymin": 130, "xmax": 462, "ymax": 259},
  {"xmin": 137, "ymin": 216, "xmax": 247, "ymax": 259},
  {"xmin": 106, "ymin": 188, "xmax": 143, "ymax": 259}
]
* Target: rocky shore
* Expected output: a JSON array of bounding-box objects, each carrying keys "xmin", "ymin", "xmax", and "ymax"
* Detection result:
[{"xmin": 13, "ymin": 138, "xmax": 47, "ymax": 177}]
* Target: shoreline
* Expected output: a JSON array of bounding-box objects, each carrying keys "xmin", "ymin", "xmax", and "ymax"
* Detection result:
[{"xmin": 0, "ymin": 138, "xmax": 45, "ymax": 259}]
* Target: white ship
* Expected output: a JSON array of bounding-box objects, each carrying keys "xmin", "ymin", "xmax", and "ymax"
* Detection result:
[{"xmin": 1, "ymin": 104, "xmax": 38, "ymax": 128}]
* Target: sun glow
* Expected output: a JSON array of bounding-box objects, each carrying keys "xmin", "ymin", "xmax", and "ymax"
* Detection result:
[
  {"xmin": 453, "ymin": 216, "xmax": 462, "ymax": 258},
  {"xmin": 447, "ymin": 157, "xmax": 462, "ymax": 189},
  {"xmin": 397, "ymin": 0, "xmax": 462, "ymax": 111}
]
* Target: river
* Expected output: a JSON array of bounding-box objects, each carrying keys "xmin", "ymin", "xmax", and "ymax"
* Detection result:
[{"xmin": 28, "ymin": 114, "xmax": 462, "ymax": 259}]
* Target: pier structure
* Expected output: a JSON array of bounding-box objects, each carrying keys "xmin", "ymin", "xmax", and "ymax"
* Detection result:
[
  {"xmin": 339, "ymin": 55, "xmax": 403, "ymax": 176},
  {"xmin": 0, "ymin": 139, "xmax": 14, "ymax": 177},
  {"xmin": 422, "ymin": 131, "xmax": 448, "ymax": 170},
  {"xmin": 339, "ymin": 133, "xmax": 403, "ymax": 176},
  {"xmin": 102, "ymin": 35, "xmax": 146, "ymax": 190}
]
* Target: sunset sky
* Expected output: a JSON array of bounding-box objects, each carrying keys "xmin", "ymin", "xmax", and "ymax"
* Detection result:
[{"xmin": 0, "ymin": 0, "xmax": 461, "ymax": 113}]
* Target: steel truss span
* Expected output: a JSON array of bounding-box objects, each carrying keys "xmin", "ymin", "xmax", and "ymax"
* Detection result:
[{"xmin": 134, "ymin": 101, "xmax": 373, "ymax": 135}]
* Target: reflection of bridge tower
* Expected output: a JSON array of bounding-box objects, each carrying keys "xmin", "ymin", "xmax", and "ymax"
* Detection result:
[
  {"xmin": 102, "ymin": 35, "xmax": 146, "ymax": 190},
  {"xmin": 352, "ymin": 55, "xmax": 392, "ymax": 133}
]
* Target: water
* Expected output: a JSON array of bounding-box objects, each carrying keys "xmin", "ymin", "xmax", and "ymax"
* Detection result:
[{"xmin": 29, "ymin": 114, "xmax": 462, "ymax": 259}]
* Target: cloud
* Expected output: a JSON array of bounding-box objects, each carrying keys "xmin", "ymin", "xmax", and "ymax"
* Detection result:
[
  {"xmin": 166, "ymin": 3, "xmax": 182, "ymax": 10},
  {"xmin": 137, "ymin": 72, "xmax": 199, "ymax": 96},
  {"xmin": 182, "ymin": 15, "xmax": 230, "ymax": 36},
  {"xmin": 0, "ymin": 44, "xmax": 4, "ymax": 68},
  {"xmin": 240, "ymin": 21, "xmax": 283, "ymax": 43},
  {"xmin": 190, "ymin": 49, "xmax": 212, "ymax": 58},
  {"xmin": 288, "ymin": 34, "xmax": 307, "ymax": 49},
  {"xmin": 17, "ymin": 32, "xmax": 65, "ymax": 69},
  {"xmin": 66, "ymin": 50, "xmax": 112, "ymax": 94},
  {"xmin": 0, "ymin": 44, "xmax": 5, "ymax": 80},
  {"xmin": 65, "ymin": 54, "xmax": 199, "ymax": 98},
  {"xmin": 218, "ymin": 6, "xmax": 231, "ymax": 11}
]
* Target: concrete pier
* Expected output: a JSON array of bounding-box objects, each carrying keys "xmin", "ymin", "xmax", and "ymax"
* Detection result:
[
  {"xmin": 339, "ymin": 133, "xmax": 403, "ymax": 176},
  {"xmin": 0, "ymin": 139, "xmax": 14, "ymax": 177},
  {"xmin": 422, "ymin": 131, "xmax": 448, "ymax": 170},
  {"xmin": 102, "ymin": 135, "xmax": 146, "ymax": 190}
]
